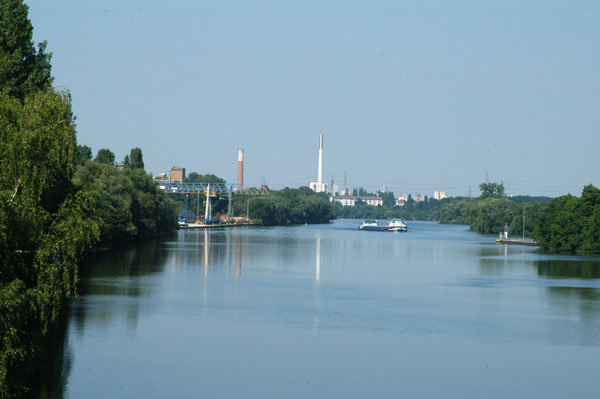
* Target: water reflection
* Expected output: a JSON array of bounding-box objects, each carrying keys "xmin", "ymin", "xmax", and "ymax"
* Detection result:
[
  {"xmin": 46, "ymin": 221, "xmax": 600, "ymax": 398},
  {"xmin": 72, "ymin": 241, "xmax": 169, "ymax": 339},
  {"xmin": 476, "ymin": 244, "xmax": 600, "ymax": 346},
  {"xmin": 544, "ymin": 286, "xmax": 600, "ymax": 346},
  {"xmin": 166, "ymin": 229, "xmax": 247, "ymax": 276},
  {"xmin": 315, "ymin": 233, "xmax": 321, "ymax": 281},
  {"xmin": 79, "ymin": 240, "xmax": 169, "ymax": 295},
  {"xmin": 476, "ymin": 243, "xmax": 534, "ymax": 276},
  {"xmin": 35, "ymin": 310, "xmax": 72, "ymax": 399},
  {"xmin": 536, "ymin": 259, "xmax": 600, "ymax": 279}
]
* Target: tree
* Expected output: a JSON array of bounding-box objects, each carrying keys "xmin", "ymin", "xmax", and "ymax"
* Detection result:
[
  {"xmin": 534, "ymin": 185, "xmax": 600, "ymax": 254},
  {"xmin": 126, "ymin": 147, "xmax": 144, "ymax": 170},
  {"xmin": 0, "ymin": 89, "xmax": 100, "ymax": 395},
  {"xmin": 463, "ymin": 196, "xmax": 518, "ymax": 234},
  {"xmin": 0, "ymin": 0, "xmax": 53, "ymax": 101},
  {"xmin": 380, "ymin": 191, "xmax": 395, "ymax": 207},
  {"xmin": 75, "ymin": 144, "xmax": 92, "ymax": 166},
  {"xmin": 185, "ymin": 172, "xmax": 225, "ymax": 184},
  {"xmin": 249, "ymin": 187, "xmax": 333, "ymax": 225},
  {"xmin": 479, "ymin": 182, "xmax": 505, "ymax": 198},
  {"xmin": 94, "ymin": 148, "xmax": 115, "ymax": 164},
  {"xmin": 73, "ymin": 162, "xmax": 177, "ymax": 244}
]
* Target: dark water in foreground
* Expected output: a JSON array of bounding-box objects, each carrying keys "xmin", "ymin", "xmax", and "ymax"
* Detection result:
[{"xmin": 42, "ymin": 220, "xmax": 600, "ymax": 398}]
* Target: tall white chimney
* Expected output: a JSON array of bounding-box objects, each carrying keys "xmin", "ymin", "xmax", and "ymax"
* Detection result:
[{"xmin": 318, "ymin": 134, "xmax": 323, "ymax": 184}]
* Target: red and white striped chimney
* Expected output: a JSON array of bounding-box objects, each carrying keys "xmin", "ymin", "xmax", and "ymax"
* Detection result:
[{"xmin": 237, "ymin": 148, "xmax": 244, "ymax": 188}]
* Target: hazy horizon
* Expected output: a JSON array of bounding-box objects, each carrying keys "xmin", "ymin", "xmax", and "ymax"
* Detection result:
[{"xmin": 28, "ymin": 0, "xmax": 599, "ymax": 197}]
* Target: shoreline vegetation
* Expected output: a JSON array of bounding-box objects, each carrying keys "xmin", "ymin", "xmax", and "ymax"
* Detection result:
[
  {"xmin": 333, "ymin": 182, "xmax": 600, "ymax": 255},
  {"xmin": 1, "ymin": 1, "xmax": 599, "ymax": 397}
]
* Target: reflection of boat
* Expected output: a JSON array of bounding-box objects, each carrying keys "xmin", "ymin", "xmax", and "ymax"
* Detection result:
[
  {"xmin": 387, "ymin": 219, "xmax": 407, "ymax": 232},
  {"xmin": 358, "ymin": 220, "xmax": 390, "ymax": 231}
]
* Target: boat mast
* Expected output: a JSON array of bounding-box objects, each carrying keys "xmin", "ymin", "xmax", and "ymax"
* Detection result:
[{"xmin": 205, "ymin": 184, "xmax": 211, "ymax": 221}]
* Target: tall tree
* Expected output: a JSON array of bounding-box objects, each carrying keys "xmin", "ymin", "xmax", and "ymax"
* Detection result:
[
  {"xmin": 0, "ymin": 3, "xmax": 98, "ymax": 393},
  {"xmin": 75, "ymin": 144, "xmax": 92, "ymax": 166},
  {"xmin": 479, "ymin": 182, "xmax": 505, "ymax": 198},
  {"xmin": 0, "ymin": 0, "xmax": 53, "ymax": 101},
  {"xmin": 127, "ymin": 147, "xmax": 144, "ymax": 170},
  {"xmin": 0, "ymin": 89, "xmax": 100, "ymax": 395},
  {"xmin": 94, "ymin": 148, "xmax": 115, "ymax": 164}
]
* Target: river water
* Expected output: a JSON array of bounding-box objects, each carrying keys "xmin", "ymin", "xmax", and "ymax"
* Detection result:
[{"xmin": 44, "ymin": 220, "xmax": 600, "ymax": 398}]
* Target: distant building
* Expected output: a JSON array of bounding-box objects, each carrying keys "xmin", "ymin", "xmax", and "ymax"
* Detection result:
[
  {"xmin": 332, "ymin": 195, "xmax": 383, "ymax": 207},
  {"xmin": 169, "ymin": 166, "xmax": 186, "ymax": 183},
  {"xmin": 309, "ymin": 181, "xmax": 328, "ymax": 193},
  {"xmin": 154, "ymin": 173, "xmax": 168, "ymax": 183},
  {"xmin": 114, "ymin": 162, "xmax": 124, "ymax": 169},
  {"xmin": 332, "ymin": 195, "xmax": 356, "ymax": 206},
  {"xmin": 332, "ymin": 184, "xmax": 340, "ymax": 196},
  {"xmin": 434, "ymin": 191, "xmax": 447, "ymax": 200},
  {"xmin": 395, "ymin": 195, "xmax": 408, "ymax": 207},
  {"xmin": 361, "ymin": 196, "xmax": 383, "ymax": 206},
  {"xmin": 414, "ymin": 192, "xmax": 424, "ymax": 202}
]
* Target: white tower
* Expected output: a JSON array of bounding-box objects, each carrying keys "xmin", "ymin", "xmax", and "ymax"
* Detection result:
[{"xmin": 309, "ymin": 133, "xmax": 328, "ymax": 193}]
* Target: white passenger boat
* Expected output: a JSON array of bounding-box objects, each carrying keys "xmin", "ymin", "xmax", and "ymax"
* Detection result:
[
  {"xmin": 358, "ymin": 219, "xmax": 407, "ymax": 232},
  {"xmin": 358, "ymin": 220, "xmax": 390, "ymax": 231},
  {"xmin": 386, "ymin": 219, "xmax": 407, "ymax": 232}
]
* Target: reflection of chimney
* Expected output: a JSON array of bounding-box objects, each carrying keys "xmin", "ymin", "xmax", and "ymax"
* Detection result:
[
  {"xmin": 318, "ymin": 134, "xmax": 323, "ymax": 184},
  {"xmin": 237, "ymin": 149, "xmax": 244, "ymax": 188}
]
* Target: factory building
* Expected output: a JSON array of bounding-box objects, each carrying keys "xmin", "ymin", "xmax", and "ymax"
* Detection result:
[{"xmin": 169, "ymin": 166, "xmax": 186, "ymax": 183}]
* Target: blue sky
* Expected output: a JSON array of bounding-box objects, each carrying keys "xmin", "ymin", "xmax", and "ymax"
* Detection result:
[{"xmin": 27, "ymin": 0, "xmax": 599, "ymax": 197}]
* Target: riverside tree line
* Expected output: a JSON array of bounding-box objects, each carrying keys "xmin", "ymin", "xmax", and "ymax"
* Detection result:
[
  {"xmin": 0, "ymin": 2, "xmax": 178, "ymax": 395},
  {"xmin": 334, "ymin": 181, "xmax": 600, "ymax": 255}
]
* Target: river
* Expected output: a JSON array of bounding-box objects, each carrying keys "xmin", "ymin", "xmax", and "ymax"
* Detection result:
[{"xmin": 41, "ymin": 219, "xmax": 600, "ymax": 398}]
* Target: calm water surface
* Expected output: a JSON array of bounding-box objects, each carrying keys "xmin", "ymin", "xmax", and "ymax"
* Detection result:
[{"xmin": 46, "ymin": 220, "xmax": 600, "ymax": 398}]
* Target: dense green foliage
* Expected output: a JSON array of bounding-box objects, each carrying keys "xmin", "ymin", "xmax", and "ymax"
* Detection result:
[
  {"xmin": 250, "ymin": 187, "xmax": 333, "ymax": 225},
  {"xmin": 75, "ymin": 144, "xmax": 92, "ymax": 166},
  {"xmin": 185, "ymin": 172, "xmax": 225, "ymax": 184},
  {"xmin": 534, "ymin": 185, "xmax": 600, "ymax": 254},
  {"xmin": 461, "ymin": 196, "xmax": 518, "ymax": 234},
  {"xmin": 479, "ymin": 182, "xmax": 505, "ymax": 198},
  {"xmin": 0, "ymin": 0, "xmax": 53, "ymax": 101},
  {"xmin": 0, "ymin": 88, "xmax": 99, "ymax": 396},
  {"xmin": 123, "ymin": 147, "xmax": 144, "ymax": 170},
  {"xmin": 1, "ymin": 13, "xmax": 96, "ymax": 387},
  {"xmin": 94, "ymin": 148, "xmax": 115, "ymax": 164},
  {"xmin": 0, "ymin": 4, "xmax": 177, "ymax": 394},
  {"xmin": 73, "ymin": 160, "xmax": 178, "ymax": 245}
]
